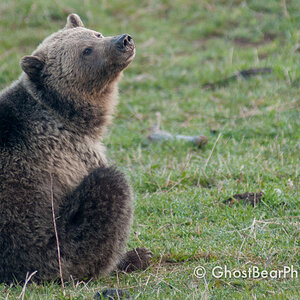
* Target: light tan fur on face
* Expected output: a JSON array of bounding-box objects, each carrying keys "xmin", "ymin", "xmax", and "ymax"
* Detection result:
[{"xmin": 23, "ymin": 23, "xmax": 134, "ymax": 139}]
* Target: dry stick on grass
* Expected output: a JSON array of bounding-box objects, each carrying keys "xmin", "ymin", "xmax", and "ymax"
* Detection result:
[
  {"xmin": 237, "ymin": 218, "xmax": 257, "ymax": 262},
  {"xmin": 281, "ymin": 0, "xmax": 290, "ymax": 19},
  {"xmin": 18, "ymin": 271, "xmax": 37, "ymax": 300},
  {"xmin": 197, "ymin": 132, "xmax": 222, "ymax": 186},
  {"xmin": 50, "ymin": 173, "xmax": 65, "ymax": 296},
  {"xmin": 203, "ymin": 132, "xmax": 222, "ymax": 172},
  {"xmin": 201, "ymin": 276, "xmax": 210, "ymax": 300},
  {"xmin": 255, "ymin": 220, "xmax": 289, "ymax": 235}
]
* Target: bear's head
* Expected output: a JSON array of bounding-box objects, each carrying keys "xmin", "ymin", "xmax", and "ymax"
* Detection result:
[{"xmin": 20, "ymin": 14, "xmax": 135, "ymax": 106}]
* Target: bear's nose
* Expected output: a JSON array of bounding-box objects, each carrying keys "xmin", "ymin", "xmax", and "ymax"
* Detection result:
[{"xmin": 116, "ymin": 34, "xmax": 134, "ymax": 50}]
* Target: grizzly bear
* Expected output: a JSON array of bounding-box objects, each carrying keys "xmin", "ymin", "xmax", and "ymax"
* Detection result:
[{"xmin": 0, "ymin": 14, "xmax": 152, "ymax": 283}]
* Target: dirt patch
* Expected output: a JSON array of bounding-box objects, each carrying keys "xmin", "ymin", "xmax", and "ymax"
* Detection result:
[
  {"xmin": 258, "ymin": 52, "xmax": 269, "ymax": 60},
  {"xmin": 233, "ymin": 32, "xmax": 277, "ymax": 47},
  {"xmin": 202, "ymin": 67, "xmax": 272, "ymax": 90},
  {"xmin": 224, "ymin": 192, "xmax": 264, "ymax": 206},
  {"xmin": 192, "ymin": 32, "xmax": 224, "ymax": 49}
]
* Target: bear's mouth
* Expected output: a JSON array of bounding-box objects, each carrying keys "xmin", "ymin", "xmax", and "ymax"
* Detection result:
[{"xmin": 125, "ymin": 47, "xmax": 136, "ymax": 62}]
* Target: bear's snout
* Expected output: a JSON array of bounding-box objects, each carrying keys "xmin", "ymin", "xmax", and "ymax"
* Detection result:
[{"xmin": 115, "ymin": 34, "xmax": 135, "ymax": 52}]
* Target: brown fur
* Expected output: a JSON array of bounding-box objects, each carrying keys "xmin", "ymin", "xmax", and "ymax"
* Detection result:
[{"xmin": 0, "ymin": 14, "xmax": 151, "ymax": 284}]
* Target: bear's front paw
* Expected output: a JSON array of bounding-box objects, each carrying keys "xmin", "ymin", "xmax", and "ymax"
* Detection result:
[{"xmin": 117, "ymin": 248, "xmax": 153, "ymax": 273}]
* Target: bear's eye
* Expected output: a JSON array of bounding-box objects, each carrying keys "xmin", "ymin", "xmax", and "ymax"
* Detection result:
[
  {"xmin": 95, "ymin": 33, "xmax": 103, "ymax": 38},
  {"xmin": 83, "ymin": 48, "xmax": 93, "ymax": 56}
]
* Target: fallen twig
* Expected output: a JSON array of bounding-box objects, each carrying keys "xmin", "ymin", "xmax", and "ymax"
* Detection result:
[
  {"xmin": 50, "ymin": 173, "xmax": 65, "ymax": 296},
  {"xmin": 203, "ymin": 132, "xmax": 221, "ymax": 172},
  {"xmin": 237, "ymin": 218, "xmax": 256, "ymax": 262},
  {"xmin": 281, "ymin": 0, "xmax": 290, "ymax": 19},
  {"xmin": 18, "ymin": 271, "xmax": 37, "ymax": 300}
]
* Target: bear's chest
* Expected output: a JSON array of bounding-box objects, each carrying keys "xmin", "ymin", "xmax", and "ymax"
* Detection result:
[
  {"xmin": 51, "ymin": 135, "xmax": 107, "ymax": 193},
  {"xmin": 27, "ymin": 125, "xmax": 106, "ymax": 197}
]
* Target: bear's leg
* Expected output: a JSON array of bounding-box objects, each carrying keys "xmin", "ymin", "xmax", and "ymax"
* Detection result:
[{"xmin": 58, "ymin": 166, "xmax": 133, "ymax": 280}]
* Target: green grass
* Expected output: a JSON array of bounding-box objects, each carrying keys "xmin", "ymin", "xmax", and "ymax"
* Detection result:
[{"xmin": 0, "ymin": 0, "xmax": 299, "ymax": 299}]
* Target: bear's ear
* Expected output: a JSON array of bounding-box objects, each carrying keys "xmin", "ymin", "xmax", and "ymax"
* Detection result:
[
  {"xmin": 65, "ymin": 13, "xmax": 84, "ymax": 29},
  {"xmin": 20, "ymin": 55, "xmax": 45, "ymax": 80}
]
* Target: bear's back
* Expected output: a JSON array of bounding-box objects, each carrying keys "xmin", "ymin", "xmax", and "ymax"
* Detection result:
[{"xmin": 0, "ymin": 82, "xmax": 28, "ymax": 148}]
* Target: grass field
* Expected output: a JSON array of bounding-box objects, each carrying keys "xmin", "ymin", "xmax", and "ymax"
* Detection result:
[{"xmin": 0, "ymin": 0, "xmax": 299, "ymax": 299}]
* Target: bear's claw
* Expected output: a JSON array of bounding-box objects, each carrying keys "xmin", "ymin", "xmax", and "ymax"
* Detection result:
[{"xmin": 117, "ymin": 248, "xmax": 153, "ymax": 272}]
